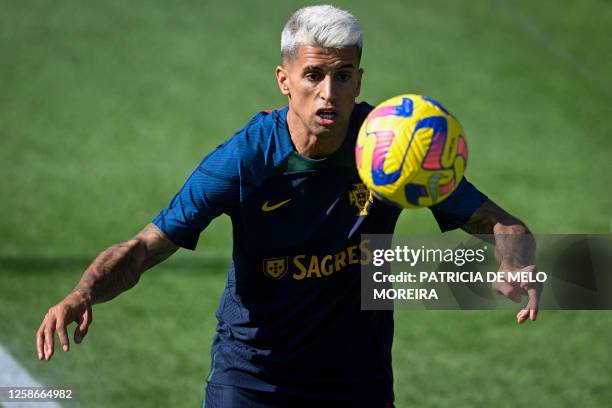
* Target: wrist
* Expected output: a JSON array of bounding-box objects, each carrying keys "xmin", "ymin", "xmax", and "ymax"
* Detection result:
[{"xmin": 71, "ymin": 286, "xmax": 93, "ymax": 305}]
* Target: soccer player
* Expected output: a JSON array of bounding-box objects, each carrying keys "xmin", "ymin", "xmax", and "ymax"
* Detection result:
[{"xmin": 36, "ymin": 5, "xmax": 541, "ymax": 407}]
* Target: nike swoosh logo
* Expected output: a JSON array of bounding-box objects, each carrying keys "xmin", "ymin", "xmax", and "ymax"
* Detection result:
[{"xmin": 262, "ymin": 199, "xmax": 291, "ymax": 212}]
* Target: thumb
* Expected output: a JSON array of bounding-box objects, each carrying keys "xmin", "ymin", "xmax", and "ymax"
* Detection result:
[{"xmin": 74, "ymin": 307, "xmax": 92, "ymax": 344}]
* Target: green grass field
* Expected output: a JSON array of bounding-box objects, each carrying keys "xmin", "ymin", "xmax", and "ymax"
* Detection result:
[{"xmin": 1, "ymin": 0, "xmax": 611, "ymax": 407}]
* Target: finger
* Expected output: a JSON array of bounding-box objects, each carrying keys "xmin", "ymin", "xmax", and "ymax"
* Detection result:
[
  {"xmin": 74, "ymin": 314, "xmax": 83, "ymax": 344},
  {"xmin": 516, "ymin": 308, "xmax": 529, "ymax": 324},
  {"xmin": 56, "ymin": 319, "xmax": 70, "ymax": 352},
  {"xmin": 74, "ymin": 325, "xmax": 83, "ymax": 344},
  {"xmin": 517, "ymin": 293, "xmax": 540, "ymax": 324},
  {"xmin": 75, "ymin": 307, "xmax": 92, "ymax": 344},
  {"xmin": 43, "ymin": 322, "xmax": 55, "ymax": 361},
  {"xmin": 83, "ymin": 306, "xmax": 92, "ymax": 329},
  {"xmin": 74, "ymin": 311, "xmax": 89, "ymax": 344},
  {"xmin": 526, "ymin": 287, "xmax": 540, "ymax": 321},
  {"xmin": 36, "ymin": 325, "xmax": 45, "ymax": 360},
  {"xmin": 75, "ymin": 306, "xmax": 93, "ymax": 344}
]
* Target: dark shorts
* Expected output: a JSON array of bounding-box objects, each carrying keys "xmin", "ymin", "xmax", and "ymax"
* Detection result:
[{"xmin": 203, "ymin": 382, "xmax": 395, "ymax": 408}]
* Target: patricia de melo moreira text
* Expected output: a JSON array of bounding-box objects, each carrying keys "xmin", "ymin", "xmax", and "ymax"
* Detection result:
[
  {"xmin": 369, "ymin": 245, "xmax": 547, "ymax": 300},
  {"xmin": 371, "ymin": 271, "xmax": 548, "ymax": 300}
]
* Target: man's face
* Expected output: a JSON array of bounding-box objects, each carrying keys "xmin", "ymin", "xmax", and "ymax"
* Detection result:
[{"xmin": 275, "ymin": 45, "xmax": 363, "ymax": 139}]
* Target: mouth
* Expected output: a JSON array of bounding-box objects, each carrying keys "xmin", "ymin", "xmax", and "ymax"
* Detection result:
[{"xmin": 315, "ymin": 108, "xmax": 338, "ymax": 125}]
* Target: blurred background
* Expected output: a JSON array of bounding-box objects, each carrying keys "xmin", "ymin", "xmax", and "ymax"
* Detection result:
[{"xmin": 1, "ymin": 0, "xmax": 611, "ymax": 406}]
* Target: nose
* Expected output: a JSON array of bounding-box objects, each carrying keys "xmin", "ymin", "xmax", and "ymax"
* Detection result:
[{"xmin": 319, "ymin": 75, "xmax": 336, "ymax": 102}]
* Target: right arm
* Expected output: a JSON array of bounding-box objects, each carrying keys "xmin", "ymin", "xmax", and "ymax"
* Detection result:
[
  {"xmin": 36, "ymin": 223, "xmax": 178, "ymax": 361},
  {"xmin": 37, "ymin": 120, "xmax": 245, "ymax": 361}
]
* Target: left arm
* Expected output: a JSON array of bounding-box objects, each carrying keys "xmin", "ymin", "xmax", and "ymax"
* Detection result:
[{"xmin": 461, "ymin": 199, "xmax": 541, "ymax": 323}]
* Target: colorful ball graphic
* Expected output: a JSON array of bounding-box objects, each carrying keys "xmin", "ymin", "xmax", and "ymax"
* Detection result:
[{"xmin": 356, "ymin": 94, "xmax": 468, "ymax": 208}]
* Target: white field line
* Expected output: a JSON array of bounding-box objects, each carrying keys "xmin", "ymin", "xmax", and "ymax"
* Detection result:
[
  {"xmin": 0, "ymin": 343, "xmax": 61, "ymax": 408},
  {"xmin": 492, "ymin": 0, "xmax": 612, "ymax": 99}
]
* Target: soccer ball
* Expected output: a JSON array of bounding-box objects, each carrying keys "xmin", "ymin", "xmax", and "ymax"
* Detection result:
[{"xmin": 355, "ymin": 94, "xmax": 468, "ymax": 208}]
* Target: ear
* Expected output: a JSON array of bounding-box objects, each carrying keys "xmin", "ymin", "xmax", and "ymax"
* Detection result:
[
  {"xmin": 275, "ymin": 65, "xmax": 290, "ymax": 96},
  {"xmin": 355, "ymin": 68, "xmax": 364, "ymax": 98}
]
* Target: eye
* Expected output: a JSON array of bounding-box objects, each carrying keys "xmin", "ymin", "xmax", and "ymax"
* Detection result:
[
  {"xmin": 336, "ymin": 72, "xmax": 352, "ymax": 82},
  {"xmin": 305, "ymin": 71, "xmax": 323, "ymax": 82}
]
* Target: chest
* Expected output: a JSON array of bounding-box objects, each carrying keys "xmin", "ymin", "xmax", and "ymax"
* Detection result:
[{"xmin": 233, "ymin": 166, "xmax": 399, "ymax": 253}]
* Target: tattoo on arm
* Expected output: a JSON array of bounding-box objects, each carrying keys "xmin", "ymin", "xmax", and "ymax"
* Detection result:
[
  {"xmin": 462, "ymin": 200, "xmax": 534, "ymax": 268},
  {"xmin": 461, "ymin": 200, "xmax": 521, "ymax": 236},
  {"xmin": 73, "ymin": 224, "xmax": 178, "ymax": 304}
]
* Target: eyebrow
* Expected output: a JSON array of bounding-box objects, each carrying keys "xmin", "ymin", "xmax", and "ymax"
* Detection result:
[{"xmin": 303, "ymin": 63, "xmax": 356, "ymax": 71}]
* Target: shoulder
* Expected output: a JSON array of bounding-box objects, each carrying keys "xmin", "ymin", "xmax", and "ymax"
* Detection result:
[
  {"xmin": 199, "ymin": 107, "xmax": 294, "ymax": 182},
  {"xmin": 342, "ymin": 101, "xmax": 375, "ymax": 146},
  {"xmin": 352, "ymin": 101, "xmax": 375, "ymax": 126}
]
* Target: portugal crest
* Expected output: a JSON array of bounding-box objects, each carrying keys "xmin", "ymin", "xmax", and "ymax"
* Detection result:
[
  {"xmin": 263, "ymin": 257, "xmax": 288, "ymax": 279},
  {"xmin": 349, "ymin": 183, "xmax": 373, "ymax": 216}
]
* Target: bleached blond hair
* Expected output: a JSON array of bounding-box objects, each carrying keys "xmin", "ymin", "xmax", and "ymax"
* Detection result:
[{"xmin": 281, "ymin": 5, "xmax": 363, "ymax": 60}]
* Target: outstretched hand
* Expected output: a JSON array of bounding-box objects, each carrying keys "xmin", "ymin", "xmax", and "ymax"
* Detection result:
[
  {"xmin": 491, "ymin": 264, "xmax": 542, "ymax": 324},
  {"xmin": 36, "ymin": 291, "xmax": 93, "ymax": 361}
]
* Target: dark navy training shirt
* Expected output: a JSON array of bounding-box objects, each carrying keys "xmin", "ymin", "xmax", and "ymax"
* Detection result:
[{"xmin": 153, "ymin": 103, "xmax": 488, "ymax": 402}]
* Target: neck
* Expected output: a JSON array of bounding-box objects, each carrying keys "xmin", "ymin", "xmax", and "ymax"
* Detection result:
[{"xmin": 286, "ymin": 109, "xmax": 349, "ymax": 159}]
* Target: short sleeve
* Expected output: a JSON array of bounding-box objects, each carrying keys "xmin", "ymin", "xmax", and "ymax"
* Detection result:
[
  {"xmin": 429, "ymin": 178, "xmax": 488, "ymax": 232},
  {"xmin": 152, "ymin": 147, "xmax": 239, "ymax": 250}
]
